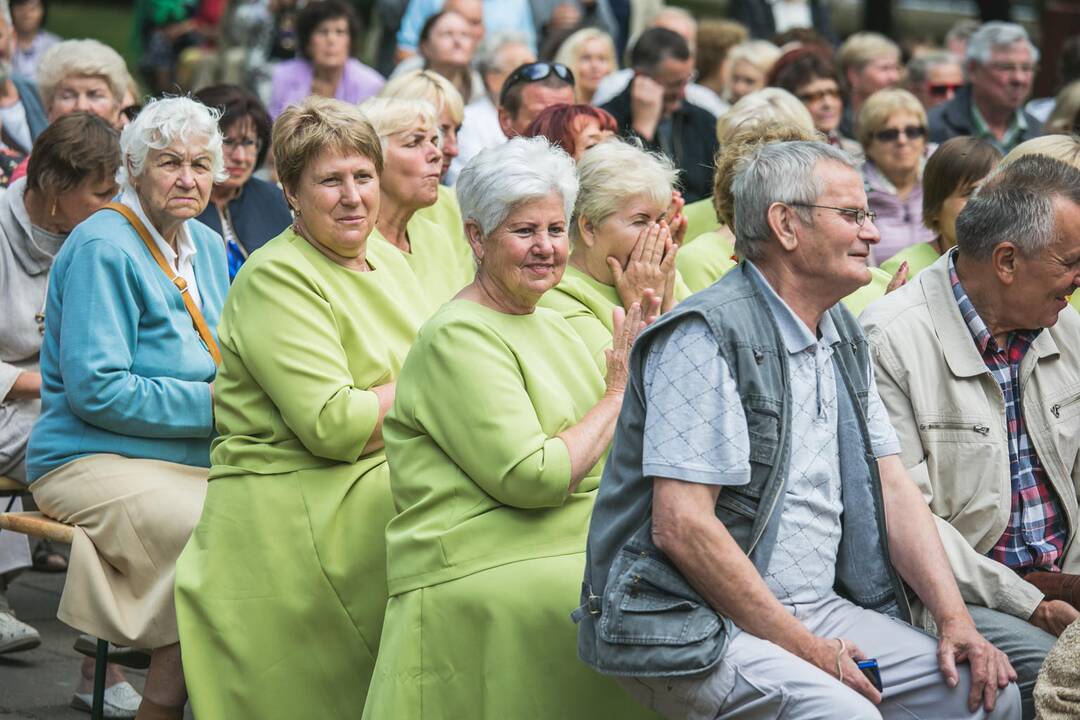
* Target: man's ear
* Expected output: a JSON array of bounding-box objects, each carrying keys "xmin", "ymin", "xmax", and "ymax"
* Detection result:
[
  {"xmin": 766, "ymin": 202, "xmax": 800, "ymax": 252},
  {"xmin": 991, "ymin": 242, "xmax": 1020, "ymax": 286}
]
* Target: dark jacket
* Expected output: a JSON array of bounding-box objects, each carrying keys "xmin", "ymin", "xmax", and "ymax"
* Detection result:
[
  {"xmin": 927, "ymin": 83, "xmax": 1042, "ymax": 149},
  {"xmin": 728, "ymin": 0, "xmax": 835, "ymax": 43},
  {"xmin": 601, "ymin": 82, "xmax": 719, "ymax": 204},
  {"xmin": 196, "ymin": 176, "xmax": 292, "ymax": 256}
]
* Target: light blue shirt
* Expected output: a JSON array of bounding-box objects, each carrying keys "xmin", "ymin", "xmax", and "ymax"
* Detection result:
[
  {"xmin": 26, "ymin": 205, "xmax": 228, "ymax": 480},
  {"xmin": 395, "ymin": 0, "xmax": 536, "ymax": 53}
]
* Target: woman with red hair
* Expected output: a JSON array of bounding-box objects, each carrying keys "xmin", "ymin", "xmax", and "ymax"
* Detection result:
[{"xmin": 523, "ymin": 103, "xmax": 617, "ymax": 161}]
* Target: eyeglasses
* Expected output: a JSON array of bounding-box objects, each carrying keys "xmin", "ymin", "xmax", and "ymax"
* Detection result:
[
  {"xmin": 222, "ymin": 136, "xmax": 262, "ymax": 155},
  {"xmin": 873, "ymin": 125, "xmax": 926, "ymax": 143},
  {"xmin": 499, "ymin": 62, "xmax": 575, "ymax": 106},
  {"xmin": 796, "ymin": 87, "xmax": 841, "ymax": 104},
  {"xmin": 928, "ymin": 82, "xmax": 963, "ymax": 97},
  {"xmin": 986, "ymin": 62, "xmax": 1037, "ymax": 75},
  {"xmin": 789, "ymin": 203, "xmax": 877, "ymax": 226}
]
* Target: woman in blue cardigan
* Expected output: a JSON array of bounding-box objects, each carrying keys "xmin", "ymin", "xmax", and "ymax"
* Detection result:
[
  {"xmin": 26, "ymin": 96, "xmax": 229, "ymax": 720},
  {"xmin": 193, "ymin": 84, "xmax": 292, "ymax": 280}
]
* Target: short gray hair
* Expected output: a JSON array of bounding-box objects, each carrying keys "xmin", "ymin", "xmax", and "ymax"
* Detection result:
[
  {"xmin": 731, "ymin": 141, "xmax": 857, "ymax": 261},
  {"xmin": 457, "ymin": 136, "xmax": 578, "ymax": 237},
  {"xmin": 118, "ymin": 96, "xmax": 226, "ymax": 188},
  {"xmin": 956, "ymin": 154, "xmax": 1080, "ymax": 260},
  {"xmin": 906, "ymin": 51, "xmax": 963, "ymax": 86},
  {"xmin": 476, "ymin": 31, "xmax": 533, "ymax": 77},
  {"xmin": 966, "ymin": 21, "xmax": 1039, "ymax": 66},
  {"xmin": 36, "ymin": 39, "xmax": 129, "ymax": 113}
]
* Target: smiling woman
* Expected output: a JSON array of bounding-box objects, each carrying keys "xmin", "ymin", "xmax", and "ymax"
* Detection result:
[{"xmin": 175, "ymin": 96, "xmax": 431, "ymax": 718}]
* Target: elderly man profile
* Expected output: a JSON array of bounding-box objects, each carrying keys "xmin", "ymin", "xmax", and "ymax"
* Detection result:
[
  {"xmin": 927, "ymin": 22, "xmax": 1041, "ymax": 153},
  {"xmin": 574, "ymin": 140, "xmax": 1022, "ymax": 720},
  {"xmin": 861, "ymin": 154, "xmax": 1080, "ymax": 720}
]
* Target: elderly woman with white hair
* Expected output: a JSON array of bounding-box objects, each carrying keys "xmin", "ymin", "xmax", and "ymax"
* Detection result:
[
  {"xmin": 175, "ymin": 96, "xmax": 430, "ymax": 718},
  {"xmin": 362, "ymin": 137, "xmax": 658, "ymax": 720},
  {"xmin": 36, "ymin": 38, "xmax": 128, "ymax": 126},
  {"xmin": 540, "ymin": 138, "xmax": 686, "ymax": 370},
  {"xmin": 25, "ymin": 96, "xmax": 229, "ymax": 720},
  {"xmin": 360, "ymin": 95, "xmax": 473, "ymax": 305}
]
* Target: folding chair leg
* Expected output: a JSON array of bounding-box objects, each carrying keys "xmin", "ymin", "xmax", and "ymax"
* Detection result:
[{"xmin": 92, "ymin": 638, "xmax": 108, "ymax": 720}]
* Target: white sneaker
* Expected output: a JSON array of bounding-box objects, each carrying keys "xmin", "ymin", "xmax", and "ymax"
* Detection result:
[
  {"xmin": 0, "ymin": 610, "xmax": 41, "ymax": 653},
  {"xmin": 71, "ymin": 681, "xmax": 143, "ymax": 718}
]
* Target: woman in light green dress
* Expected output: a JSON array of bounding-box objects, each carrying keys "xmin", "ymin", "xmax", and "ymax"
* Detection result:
[
  {"xmin": 360, "ymin": 96, "xmax": 475, "ymax": 307},
  {"xmin": 541, "ymin": 139, "xmax": 689, "ymax": 369},
  {"xmin": 363, "ymin": 137, "xmax": 660, "ymax": 720},
  {"xmin": 175, "ymin": 97, "xmax": 430, "ymax": 718},
  {"xmin": 881, "ymin": 136, "xmax": 1001, "ymax": 279}
]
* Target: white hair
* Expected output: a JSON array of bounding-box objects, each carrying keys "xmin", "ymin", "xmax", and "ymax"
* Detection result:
[
  {"xmin": 36, "ymin": 39, "xmax": 129, "ymax": 113},
  {"xmin": 717, "ymin": 88, "xmax": 817, "ymax": 145},
  {"xmin": 457, "ymin": 136, "xmax": 578, "ymax": 236},
  {"xmin": 117, "ymin": 96, "xmax": 226, "ymax": 188},
  {"xmin": 966, "ymin": 21, "xmax": 1039, "ymax": 66}
]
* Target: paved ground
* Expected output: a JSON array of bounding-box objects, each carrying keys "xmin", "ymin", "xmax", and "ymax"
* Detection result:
[{"xmin": 0, "ymin": 567, "xmax": 156, "ymax": 719}]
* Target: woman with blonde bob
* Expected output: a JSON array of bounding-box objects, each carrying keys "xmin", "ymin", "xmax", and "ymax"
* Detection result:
[
  {"xmin": 360, "ymin": 96, "xmax": 474, "ymax": 306},
  {"xmin": 175, "ymin": 96, "xmax": 430, "ymax": 718},
  {"xmin": 27, "ymin": 96, "xmax": 229, "ymax": 720},
  {"xmin": 724, "ymin": 40, "xmax": 782, "ymax": 104},
  {"xmin": 555, "ymin": 27, "xmax": 616, "ymax": 105},
  {"xmin": 363, "ymin": 136, "xmax": 655, "ymax": 719},
  {"xmin": 856, "ymin": 88, "xmax": 935, "ymax": 265},
  {"xmin": 36, "ymin": 39, "xmax": 128, "ymax": 125},
  {"xmin": 540, "ymin": 138, "xmax": 686, "ymax": 369}
]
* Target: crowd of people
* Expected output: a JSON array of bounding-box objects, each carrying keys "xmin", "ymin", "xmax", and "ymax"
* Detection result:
[{"xmin": 3, "ymin": 1, "xmax": 1080, "ymax": 719}]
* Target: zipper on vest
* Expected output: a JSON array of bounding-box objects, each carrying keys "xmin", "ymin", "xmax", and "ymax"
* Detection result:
[
  {"xmin": 1051, "ymin": 395, "xmax": 1080, "ymax": 418},
  {"xmin": 918, "ymin": 421, "xmax": 990, "ymax": 435}
]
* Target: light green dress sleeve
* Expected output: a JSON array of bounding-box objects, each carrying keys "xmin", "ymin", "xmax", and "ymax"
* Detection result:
[
  {"xmin": 676, "ymin": 228, "xmax": 738, "ymax": 293},
  {"xmin": 222, "ymin": 247, "xmax": 380, "ymax": 462},
  {"xmin": 682, "ymin": 197, "xmax": 720, "ymax": 244},
  {"xmin": 842, "ymin": 266, "xmax": 893, "ymax": 318},
  {"xmin": 401, "ymin": 311, "xmax": 572, "ymax": 509},
  {"xmin": 880, "ymin": 241, "xmax": 941, "ymax": 278}
]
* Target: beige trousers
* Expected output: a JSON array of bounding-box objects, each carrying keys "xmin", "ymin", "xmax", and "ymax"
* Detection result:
[{"xmin": 31, "ymin": 454, "xmax": 207, "ymax": 648}]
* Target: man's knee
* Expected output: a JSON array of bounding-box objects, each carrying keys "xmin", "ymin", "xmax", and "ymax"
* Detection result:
[{"xmin": 986, "ymin": 681, "xmax": 1023, "ymax": 720}]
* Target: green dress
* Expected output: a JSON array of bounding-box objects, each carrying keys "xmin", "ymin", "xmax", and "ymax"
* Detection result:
[
  {"xmin": 538, "ymin": 264, "xmax": 692, "ymax": 370},
  {"xmin": 880, "ymin": 240, "xmax": 941, "ymax": 278},
  {"xmin": 416, "ymin": 184, "xmax": 466, "ymax": 246},
  {"xmin": 362, "ymin": 300, "xmax": 659, "ymax": 720},
  {"xmin": 175, "ymin": 229, "xmax": 429, "ymax": 719},
  {"xmin": 682, "ymin": 196, "xmax": 720, "ymax": 244},
  {"xmin": 841, "ymin": 265, "xmax": 893, "ymax": 317},
  {"xmin": 676, "ymin": 227, "xmax": 738, "ymax": 293},
  {"xmin": 372, "ymin": 210, "xmax": 475, "ymax": 308}
]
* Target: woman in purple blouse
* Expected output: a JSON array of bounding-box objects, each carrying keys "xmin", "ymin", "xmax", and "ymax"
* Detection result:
[{"xmin": 268, "ymin": 0, "xmax": 384, "ymax": 119}]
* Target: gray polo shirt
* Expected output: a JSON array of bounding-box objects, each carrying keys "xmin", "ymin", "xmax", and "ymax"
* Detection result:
[{"xmin": 642, "ymin": 262, "xmax": 900, "ymax": 605}]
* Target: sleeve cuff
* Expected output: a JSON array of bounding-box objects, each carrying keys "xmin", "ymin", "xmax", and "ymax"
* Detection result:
[{"xmin": 643, "ymin": 462, "xmax": 751, "ymax": 487}]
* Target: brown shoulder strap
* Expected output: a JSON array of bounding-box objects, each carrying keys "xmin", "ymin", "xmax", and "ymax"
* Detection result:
[{"xmin": 101, "ymin": 202, "xmax": 222, "ymax": 366}]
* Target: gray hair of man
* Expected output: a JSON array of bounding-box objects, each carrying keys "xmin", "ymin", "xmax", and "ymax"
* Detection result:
[
  {"xmin": 907, "ymin": 51, "xmax": 964, "ymax": 86},
  {"xmin": 117, "ymin": 96, "xmax": 227, "ymax": 189},
  {"xmin": 956, "ymin": 154, "xmax": 1080, "ymax": 261},
  {"xmin": 457, "ymin": 136, "xmax": 578, "ymax": 238},
  {"xmin": 731, "ymin": 140, "xmax": 858, "ymax": 262},
  {"xmin": 965, "ymin": 21, "xmax": 1040, "ymax": 66},
  {"xmin": 475, "ymin": 31, "xmax": 534, "ymax": 77}
]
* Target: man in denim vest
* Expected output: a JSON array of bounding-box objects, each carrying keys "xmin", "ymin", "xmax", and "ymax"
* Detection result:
[{"xmin": 575, "ymin": 141, "xmax": 1021, "ymax": 718}]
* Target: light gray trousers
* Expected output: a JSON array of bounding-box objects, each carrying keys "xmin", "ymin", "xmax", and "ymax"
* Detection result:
[{"xmin": 618, "ymin": 594, "xmax": 1022, "ymax": 720}]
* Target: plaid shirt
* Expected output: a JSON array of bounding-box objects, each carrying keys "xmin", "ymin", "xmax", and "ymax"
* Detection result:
[
  {"xmin": 970, "ymin": 102, "xmax": 1028, "ymax": 155},
  {"xmin": 949, "ymin": 252, "xmax": 1067, "ymax": 573}
]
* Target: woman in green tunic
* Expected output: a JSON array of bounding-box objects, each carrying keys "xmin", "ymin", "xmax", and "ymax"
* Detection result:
[
  {"xmin": 362, "ymin": 137, "xmax": 659, "ymax": 720},
  {"xmin": 360, "ymin": 96, "xmax": 475, "ymax": 307},
  {"xmin": 175, "ymin": 97, "xmax": 430, "ymax": 718},
  {"xmin": 540, "ymin": 139, "xmax": 689, "ymax": 369}
]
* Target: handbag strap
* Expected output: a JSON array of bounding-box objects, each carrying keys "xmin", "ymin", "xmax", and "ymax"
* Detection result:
[{"xmin": 101, "ymin": 202, "xmax": 222, "ymax": 366}]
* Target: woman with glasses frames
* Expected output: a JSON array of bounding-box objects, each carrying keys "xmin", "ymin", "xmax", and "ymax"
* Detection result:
[
  {"xmin": 769, "ymin": 47, "xmax": 862, "ymax": 159},
  {"xmin": 856, "ymin": 88, "xmax": 936, "ymax": 266},
  {"xmin": 193, "ymin": 84, "xmax": 292, "ymax": 280}
]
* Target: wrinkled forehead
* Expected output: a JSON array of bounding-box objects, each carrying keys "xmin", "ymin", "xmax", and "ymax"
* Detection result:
[{"xmin": 814, "ymin": 161, "xmax": 866, "ymax": 204}]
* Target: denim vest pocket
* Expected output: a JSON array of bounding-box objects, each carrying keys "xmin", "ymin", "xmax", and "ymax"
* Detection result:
[{"xmin": 600, "ymin": 548, "xmax": 722, "ymax": 646}]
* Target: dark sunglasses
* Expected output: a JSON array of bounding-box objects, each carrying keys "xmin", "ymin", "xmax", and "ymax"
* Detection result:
[
  {"xmin": 499, "ymin": 62, "xmax": 575, "ymax": 106},
  {"xmin": 796, "ymin": 87, "xmax": 841, "ymax": 104},
  {"xmin": 873, "ymin": 125, "xmax": 927, "ymax": 143},
  {"xmin": 928, "ymin": 82, "xmax": 963, "ymax": 97}
]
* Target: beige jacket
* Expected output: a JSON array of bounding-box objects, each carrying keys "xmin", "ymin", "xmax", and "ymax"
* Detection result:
[{"xmin": 861, "ymin": 254, "xmax": 1080, "ymax": 625}]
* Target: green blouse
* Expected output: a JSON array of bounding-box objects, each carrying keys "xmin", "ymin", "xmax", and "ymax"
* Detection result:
[
  {"xmin": 383, "ymin": 299, "xmax": 607, "ymax": 596},
  {"xmin": 880, "ymin": 241, "xmax": 941, "ymax": 279},
  {"xmin": 210, "ymin": 228, "xmax": 429, "ymax": 478},
  {"xmin": 841, "ymin": 265, "xmax": 893, "ymax": 317},
  {"xmin": 682, "ymin": 196, "xmax": 720, "ymax": 244},
  {"xmin": 538, "ymin": 264, "xmax": 692, "ymax": 370},
  {"xmin": 676, "ymin": 228, "xmax": 738, "ymax": 293},
  {"xmin": 372, "ymin": 211, "xmax": 475, "ymax": 309}
]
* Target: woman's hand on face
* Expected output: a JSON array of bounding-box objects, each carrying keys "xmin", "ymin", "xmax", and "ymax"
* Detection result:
[
  {"xmin": 608, "ymin": 221, "xmax": 668, "ymax": 312},
  {"xmin": 885, "ymin": 261, "xmax": 909, "ymax": 294},
  {"xmin": 658, "ymin": 222, "xmax": 679, "ymax": 313},
  {"xmin": 666, "ymin": 191, "xmax": 688, "ymax": 247}
]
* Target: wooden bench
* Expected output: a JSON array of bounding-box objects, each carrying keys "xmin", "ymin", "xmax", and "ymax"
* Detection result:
[{"xmin": 0, "ymin": 509, "xmax": 109, "ymax": 720}]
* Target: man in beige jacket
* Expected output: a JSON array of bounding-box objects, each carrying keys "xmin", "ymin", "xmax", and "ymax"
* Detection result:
[{"xmin": 861, "ymin": 153, "xmax": 1080, "ymax": 720}]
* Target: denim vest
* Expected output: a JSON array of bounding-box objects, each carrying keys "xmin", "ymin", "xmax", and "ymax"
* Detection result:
[{"xmin": 573, "ymin": 263, "xmax": 912, "ymax": 678}]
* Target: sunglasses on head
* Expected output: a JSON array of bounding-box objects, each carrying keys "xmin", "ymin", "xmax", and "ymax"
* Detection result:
[
  {"xmin": 499, "ymin": 62, "xmax": 575, "ymax": 106},
  {"xmin": 873, "ymin": 125, "xmax": 927, "ymax": 143},
  {"xmin": 928, "ymin": 82, "xmax": 963, "ymax": 97}
]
